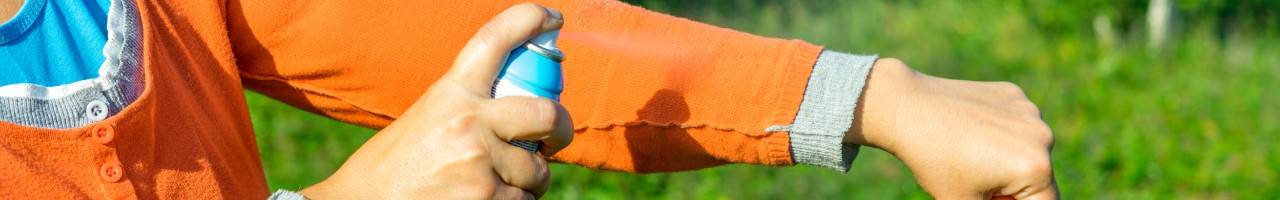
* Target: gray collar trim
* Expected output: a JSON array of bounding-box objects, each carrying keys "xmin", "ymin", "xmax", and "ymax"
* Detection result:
[{"xmin": 0, "ymin": 0, "xmax": 144, "ymax": 129}]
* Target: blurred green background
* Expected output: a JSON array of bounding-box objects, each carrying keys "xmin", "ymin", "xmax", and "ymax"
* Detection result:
[{"xmin": 249, "ymin": 0, "xmax": 1279, "ymax": 199}]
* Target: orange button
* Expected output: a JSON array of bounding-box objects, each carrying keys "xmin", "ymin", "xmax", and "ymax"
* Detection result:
[
  {"xmin": 91, "ymin": 124, "xmax": 115, "ymax": 144},
  {"xmin": 99, "ymin": 160, "xmax": 124, "ymax": 182}
]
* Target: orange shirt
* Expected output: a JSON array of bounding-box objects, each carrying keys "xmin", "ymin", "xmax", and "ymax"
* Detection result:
[{"xmin": 0, "ymin": 0, "xmax": 821, "ymax": 198}]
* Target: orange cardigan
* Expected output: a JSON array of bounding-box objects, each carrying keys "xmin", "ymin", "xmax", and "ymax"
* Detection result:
[{"xmin": 0, "ymin": 0, "xmax": 821, "ymax": 199}]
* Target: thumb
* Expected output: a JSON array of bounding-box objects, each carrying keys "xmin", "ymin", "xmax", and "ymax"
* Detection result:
[{"xmin": 445, "ymin": 3, "xmax": 564, "ymax": 95}]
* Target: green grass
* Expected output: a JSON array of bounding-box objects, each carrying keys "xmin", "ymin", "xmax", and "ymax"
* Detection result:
[{"xmin": 251, "ymin": 1, "xmax": 1279, "ymax": 199}]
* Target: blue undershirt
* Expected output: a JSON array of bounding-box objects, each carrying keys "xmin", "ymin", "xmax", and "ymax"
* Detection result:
[{"xmin": 0, "ymin": 0, "xmax": 110, "ymax": 87}]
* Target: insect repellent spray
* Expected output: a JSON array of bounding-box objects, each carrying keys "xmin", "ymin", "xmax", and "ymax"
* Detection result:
[{"xmin": 492, "ymin": 30, "xmax": 564, "ymax": 152}]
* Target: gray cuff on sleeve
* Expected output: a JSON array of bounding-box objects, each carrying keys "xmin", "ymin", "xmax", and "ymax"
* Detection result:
[
  {"xmin": 268, "ymin": 189, "xmax": 308, "ymax": 200},
  {"xmin": 767, "ymin": 50, "xmax": 877, "ymax": 172}
]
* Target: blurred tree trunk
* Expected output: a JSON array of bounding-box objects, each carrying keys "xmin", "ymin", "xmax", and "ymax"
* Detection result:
[{"xmin": 1147, "ymin": 0, "xmax": 1173, "ymax": 52}]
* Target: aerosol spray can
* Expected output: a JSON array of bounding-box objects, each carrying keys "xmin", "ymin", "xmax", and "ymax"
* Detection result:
[{"xmin": 492, "ymin": 30, "xmax": 565, "ymax": 152}]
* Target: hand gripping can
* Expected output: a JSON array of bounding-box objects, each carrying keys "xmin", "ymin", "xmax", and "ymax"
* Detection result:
[{"xmin": 492, "ymin": 30, "xmax": 564, "ymax": 152}]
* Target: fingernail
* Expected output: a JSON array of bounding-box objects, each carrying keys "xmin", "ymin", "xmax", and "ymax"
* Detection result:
[{"xmin": 543, "ymin": 8, "xmax": 564, "ymax": 30}]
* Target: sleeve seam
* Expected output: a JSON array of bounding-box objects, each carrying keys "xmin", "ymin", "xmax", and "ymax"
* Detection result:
[{"xmin": 238, "ymin": 71, "xmax": 399, "ymax": 124}]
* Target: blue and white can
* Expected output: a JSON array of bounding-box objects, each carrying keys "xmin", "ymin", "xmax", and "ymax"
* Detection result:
[{"xmin": 492, "ymin": 30, "xmax": 564, "ymax": 152}]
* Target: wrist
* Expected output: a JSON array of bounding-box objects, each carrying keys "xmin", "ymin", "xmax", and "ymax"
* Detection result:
[
  {"xmin": 845, "ymin": 58, "xmax": 916, "ymax": 152},
  {"xmin": 299, "ymin": 181, "xmax": 331, "ymax": 199},
  {"xmin": 299, "ymin": 152, "xmax": 389, "ymax": 199}
]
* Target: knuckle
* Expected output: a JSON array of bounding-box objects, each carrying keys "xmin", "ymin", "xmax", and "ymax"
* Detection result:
[
  {"xmin": 1032, "ymin": 122, "xmax": 1055, "ymax": 145},
  {"xmin": 1014, "ymin": 156, "xmax": 1055, "ymax": 179},
  {"xmin": 1018, "ymin": 99, "xmax": 1041, "ymax": 115},
  {"xmin": 454, "ymin": 145, "xmax": 491, "ymax": 165},
  {"xmin": 531, "ymin": 99, "xmax": 558, "ymax": 133},
  {"xmin": 472, "ymin": 25, "xmax": 504, "ymax": 48},
  {"xmin": 475, "ymin": 4, "xmax": 549, "ymax": 48},
  {"xmin": 511, "ymin": 3, "xmax": 549, "ymax": 20},
  {"xmin": 445, "ymin": 134, "xmax": 491, "ymax": 163},
  {"xmin": 463, "ymin": 135, "xmax": 491, "ymax": 153},
  {"xmin": 995, "ymin": 81, "xmax": 1026, "ymax": 96},
  {"xmin": 445, "ymin": 113, "xmax": 479, "ymax": 134}
]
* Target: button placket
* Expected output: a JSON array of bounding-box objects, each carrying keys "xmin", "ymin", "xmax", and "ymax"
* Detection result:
[
  {"xmin": 99, "ymin": 160, "xmax": 125, "ymax": 183},
  {"xmin": 92, "ymin": 124, "xmax": 116, "ymax": 144},
  {"xmin": 91, "ymin": 125, "xmax": 125, "ymax": 183}
]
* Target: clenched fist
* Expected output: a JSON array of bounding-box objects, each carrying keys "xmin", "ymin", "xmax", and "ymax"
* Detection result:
[{"xmin": 851, "ymin": 59, "xmax": 1058, "ymax": 200}]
